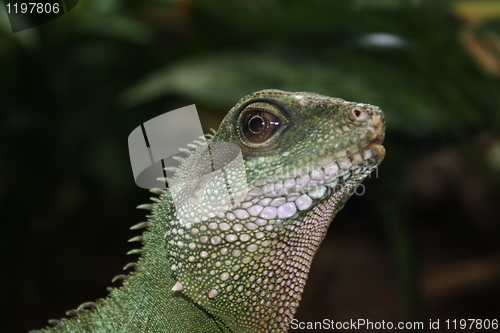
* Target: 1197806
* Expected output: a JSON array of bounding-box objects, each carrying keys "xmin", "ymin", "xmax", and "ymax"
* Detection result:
[
  {"xmin": 445, "ymin": 319, "xmax": 498, "ymax": 330},
  {"xmin": 6, "ymin": 2, "xmax": 60, "ymax": 14}
]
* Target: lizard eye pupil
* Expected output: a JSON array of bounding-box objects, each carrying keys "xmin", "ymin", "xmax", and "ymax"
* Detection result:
[
  {"xmin": 248, "ymin": 116, "xmax": 265, "ymax": 134},
  {"xmin": 240, "ymin": 107, "xmax": 282, "ymax": 146}
]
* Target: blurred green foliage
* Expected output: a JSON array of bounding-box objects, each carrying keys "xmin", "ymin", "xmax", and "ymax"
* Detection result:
[{"xmin": 1, "ymin": 0, "xmax": 499, "ymax": 332}]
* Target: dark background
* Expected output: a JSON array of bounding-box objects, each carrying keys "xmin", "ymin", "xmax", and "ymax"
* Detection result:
[{"xmin": 1, "ymin": 1, "xmax": 499, "ymax": 332}]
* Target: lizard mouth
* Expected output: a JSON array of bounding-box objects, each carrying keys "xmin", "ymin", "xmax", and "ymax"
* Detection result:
[{"xmin": 365, "ymin": 135, "xmax": 386, "ymax": 161}]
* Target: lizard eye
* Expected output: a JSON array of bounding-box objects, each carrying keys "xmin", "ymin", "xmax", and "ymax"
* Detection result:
[
  {"xmin": 240, "ymin": 107, "xmax": 282, "ymax": 146},
  {"xmin": 248, "ymin": 115, "xmax": 266, "ymax": 134}
]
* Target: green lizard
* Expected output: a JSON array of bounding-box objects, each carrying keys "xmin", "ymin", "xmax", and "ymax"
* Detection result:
[{"xmin": 31, "ymin": 89, "xmax": 385, "ymax": 333}]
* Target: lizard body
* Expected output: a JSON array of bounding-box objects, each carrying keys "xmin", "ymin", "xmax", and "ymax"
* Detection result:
[{"xmin": 32, "ymin": 89, "xmax": 385, "ymax": 333}]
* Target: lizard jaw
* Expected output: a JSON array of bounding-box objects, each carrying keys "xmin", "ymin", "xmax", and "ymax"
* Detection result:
[{"xmin": 365, "ymin": 127, "xmax": 385, "ymax": 161}]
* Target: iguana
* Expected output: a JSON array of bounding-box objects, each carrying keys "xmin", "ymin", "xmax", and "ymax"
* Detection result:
[{"xmin": 31, "ymin": 89, "xmax": 386, "ymax": 333}]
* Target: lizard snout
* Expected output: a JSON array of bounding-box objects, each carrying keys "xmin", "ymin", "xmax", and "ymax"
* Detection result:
[{"xmin": 347, "ymin": 103, "xmax": 386, "ymax": 161}]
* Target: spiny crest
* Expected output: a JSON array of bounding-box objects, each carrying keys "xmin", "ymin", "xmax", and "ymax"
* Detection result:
[
  {"xmin": 162, "ymin": 130, "xmax": 249, "ymax": 227},
  {"xmin": 158, "ymin": 133, "xmax": 213, "ymax": 178}
]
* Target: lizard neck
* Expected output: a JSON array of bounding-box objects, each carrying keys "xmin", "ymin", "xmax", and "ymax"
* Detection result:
[{"xmin": 164, "ymin": 176, "xmax": 359, "ymax": 333}]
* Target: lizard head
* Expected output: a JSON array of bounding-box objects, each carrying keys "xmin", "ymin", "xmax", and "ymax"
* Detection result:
[
  {"xmin": 166, "ymin": 89, "xmax": 385, "ymax": 332},
  {"xmin": 216, "ymin": 89, "xmax": 385, "ymax": 205}
]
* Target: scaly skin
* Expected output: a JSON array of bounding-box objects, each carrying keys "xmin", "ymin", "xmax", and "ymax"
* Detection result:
[{"xmin": 33, "ymin": 89, "xmax": 385, "ymax": 333}]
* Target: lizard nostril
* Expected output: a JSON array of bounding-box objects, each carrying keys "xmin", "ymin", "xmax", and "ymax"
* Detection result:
[{"xmin": 348, "ymin": 106, "xmax": 369, "ymax": 122}]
